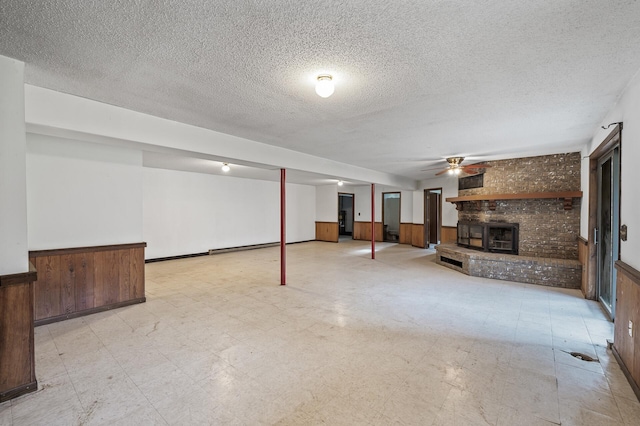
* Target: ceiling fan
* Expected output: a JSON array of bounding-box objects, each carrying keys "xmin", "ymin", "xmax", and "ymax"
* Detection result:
[{"xmin": 430, "ymin": 157, "xmax": 492, "ymax": 176}]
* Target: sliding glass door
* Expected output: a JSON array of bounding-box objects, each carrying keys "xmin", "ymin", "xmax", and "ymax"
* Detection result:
[{"xmin": 597, "ymin": 146, "xmax": 620, "ymax": 318}]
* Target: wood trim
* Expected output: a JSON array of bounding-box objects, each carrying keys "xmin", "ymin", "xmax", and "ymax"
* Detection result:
[
  {"xmin": 578, "ymin": 237, "xmax": 589, "ymax": 297},
  {"xmin": 0, "ymin": 270, "xmax": 37, "ymax": 402},
  {"xmin": 612, "ymin": 346, "xmax": 640, "ymax": 402},
  {"xmin": 29, "ymin": 242, "xmax": 147, "ymax": 258},
  {"xmin": 35, "ymin": 297, "xmax": 146, "ymax": 327},
  {"xmin": 587, "ymin": 124, "xmax": 622, "ymax": 300},
  {"xmin": 315, "ymin": 221, "xmax": 339, "ymax": 242},
  {"xmin": 616, "ymin": 260, "xmax": 640, "ymax": 285},
  {"xmin": 441, "ymin": 226, "xmax": 457, "ymax": 244},
  {"xmin": 591, "ymin": 123, "xmax": 622, "ymax": 157},
  {"xmin": 0, "ymin": 381, "xmax": 38, "ymax": 403},
  {"xmin": 445, "ymin": 191, "xmax": 582, "ymax": 202},
  {"xmin": 0, "ymin": 263, "xmax": 37, "ymax": 287}
]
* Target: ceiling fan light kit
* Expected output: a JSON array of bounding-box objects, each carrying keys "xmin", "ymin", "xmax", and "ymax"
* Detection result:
[{"xmin": 435, "ymin": 156, "xmax": 491, "ymax": 177}]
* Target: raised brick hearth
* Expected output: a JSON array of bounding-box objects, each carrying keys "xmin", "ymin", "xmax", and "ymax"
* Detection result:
[{"xmin": 436, "ymin": 243, "xmax": 582, "ymax": 288}]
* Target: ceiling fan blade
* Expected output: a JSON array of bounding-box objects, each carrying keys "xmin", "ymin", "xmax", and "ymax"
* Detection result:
[
  {"xmin": 434, "ymin": 169, "xmax": 449, "ymax": 176},
  {"xmin": 462, "ymin": 164, "xmax": 492, "ymax": 169}
]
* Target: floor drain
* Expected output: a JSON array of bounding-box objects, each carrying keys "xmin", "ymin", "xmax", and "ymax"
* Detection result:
[{"xmin": 565, "ymin": 351, "xmax": 599, "ymax": 362}]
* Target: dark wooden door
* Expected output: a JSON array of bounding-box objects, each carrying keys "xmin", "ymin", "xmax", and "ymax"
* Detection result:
[{"xmin": 428, "ymin": 192, "xmax": 441, "ymax": 244}]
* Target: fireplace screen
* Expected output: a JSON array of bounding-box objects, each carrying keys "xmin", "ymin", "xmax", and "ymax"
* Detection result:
[{"xmin": 457, "ymin": 222, "xmax": 519, "ymax": 255}]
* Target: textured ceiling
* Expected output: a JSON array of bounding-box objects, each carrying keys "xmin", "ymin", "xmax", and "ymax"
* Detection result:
[{"xmin": 2, "ymin": 0, "xmax": 640, "ymax": 180}]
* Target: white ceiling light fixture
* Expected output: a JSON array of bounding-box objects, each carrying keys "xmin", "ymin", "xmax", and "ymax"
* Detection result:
[
  {"xmin": 221, "ymin": 163, "xmax": 230, "ymax": 172},
  {"xmin": 337, "ymin": 180, "xmax": 344, "ymax": 186},
  {"xmin": 315, "ymin": 74, "xmax": 334, "ymax": 98}
]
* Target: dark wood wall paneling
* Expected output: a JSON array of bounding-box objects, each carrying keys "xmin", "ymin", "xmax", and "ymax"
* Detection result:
[
  {"xmin": 29, "ymin": 243, "xmax": 146, "ymax": 326},
  {"xmin": 0, "ymin": 265, "xmax": 38, "ymax": 402},
  {"xmin": 315, "ymin": 222, "xmax": 339, "ymax": 242},
  {"xmin": 613, "ymin": 260, "xmax": 640, "ymax": 400}
]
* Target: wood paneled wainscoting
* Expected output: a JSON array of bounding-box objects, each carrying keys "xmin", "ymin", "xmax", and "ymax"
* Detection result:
[
  {"xmin": 350, "ymin": 223, "xmax": 451, "ymax": 247},
  {"xmin": 578, "ymin": 237, "xmax": 590, "ymax": 298},
  {"xmin": 613, "ymin": 261, "xmax": 640, "ymax": 400},
  {"xmin": 0, "ymin": 265, "xmax": 38, "ymax": 402},
  {"xmin": 411, "ymin": 224, "xmax": 424, "ymax": 248},
  {"xmin": 29, "ymin": 243, "xmax": 146, "ymax": 326},
  {"xmin": 441, "ymin": 226, "xmax": 457, "ymax": 244},
  {"xmin": 399, "ymin": 223, "xmax": 412, "ymax": 244},
  {"xmin": 353, "ymin": 221, "xmax": 384, "ymax": 242},
  {"xmin": 315, "ymin": 222, "xmax": 339, "ymax": 242}
]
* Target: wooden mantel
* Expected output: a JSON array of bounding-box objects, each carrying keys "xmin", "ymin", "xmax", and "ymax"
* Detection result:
[{"xmin": 446, "ymin": 191, "xmax": 583, "ymax": 211}]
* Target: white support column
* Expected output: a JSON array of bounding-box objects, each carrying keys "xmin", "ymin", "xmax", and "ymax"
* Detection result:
[{"xmin": 0, "ymin": 55, "xmax": 28, "ymax": 275}]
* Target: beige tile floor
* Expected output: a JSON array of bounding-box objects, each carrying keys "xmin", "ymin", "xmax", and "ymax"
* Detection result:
[{"xmin": 2, "ymin": 240, "xmax": 639, "ymax": 425}]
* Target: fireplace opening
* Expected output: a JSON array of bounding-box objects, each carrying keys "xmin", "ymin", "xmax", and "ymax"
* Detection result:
[{"xmin": 457, "ymin": 222, "xmax": 519, "ymax": 255}]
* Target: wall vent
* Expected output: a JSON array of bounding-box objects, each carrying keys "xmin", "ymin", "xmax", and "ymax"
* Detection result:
[{"xmin": 440, "ymin": 256, "xmax": 463, "ymax": 268}]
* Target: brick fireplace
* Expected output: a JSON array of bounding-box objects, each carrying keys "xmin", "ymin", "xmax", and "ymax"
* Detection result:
[
  {"xmin": 457, "ymin": 221, "xmax": 519, "ymax": 254},
  {"xmin": 436, "ymin": 152, "xmax": 583, "ymax": 288}
]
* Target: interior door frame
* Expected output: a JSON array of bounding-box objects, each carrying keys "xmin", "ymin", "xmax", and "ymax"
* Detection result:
[
  {"xmin": 382, "ymin": 192, "xmax": 401, "ymax": 242},
  {"xmin": 587, "ymin": 123, "xmax": 622, "ymax": 307},
  {"xmin": 337, "ymin": 192, "xmax": 354, "ymax": 239},
  {"xmin": 596, "ymin": 147, "xmax": 620, "ymax": 318},
  {"xmin": 424, "ymin": 187, "xmax": 443, "ymax": 248}
]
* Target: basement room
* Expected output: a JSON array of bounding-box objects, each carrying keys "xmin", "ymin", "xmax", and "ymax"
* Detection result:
[{"xmin": 1, "ymin": 1, "xmax": 640, "ymax": 425}]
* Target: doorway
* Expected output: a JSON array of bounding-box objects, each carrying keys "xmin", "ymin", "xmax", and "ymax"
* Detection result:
[
  {"xmin": 588, "ymin": 123, "xmax": 622, "ymax": 319},
  {"xmin": 382, "ymin": 192, "xmax": 400, "ymax": 242},
  {"xmin": 596, "ymin": 146, "xmax": 620, "ymax": 318},
  {"xmin": 424, "ymin": 188, "xmax": 442, "ymax": 248},
  {"xmin": 338, "ymin": 193, "xmax": 354, "ymax": 239}
]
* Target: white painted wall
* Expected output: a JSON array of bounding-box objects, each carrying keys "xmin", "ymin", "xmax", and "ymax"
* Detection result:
[
  {"xmin": 26, "ymin": 133, "xmax": 143, "ymax": 250},
  {"xmin": 315, "ymin": 185, "xmax": 338, "ymax": 222},
  {"xmin": 350, "ymin": 185, "xmax": 415, "ymax": 224},
  {"xmin": 580, "ymin": 151, "xmax": 590, "ymax": 238},
  {"xmin": 419, "ymin": 177, "xmax": 459, "ymax": 226},
  {"xmin": 583, "ymin": 69, "xmax": 640, "ymax": 270},
  {"xmin": 353, "ymin": 185, "xmax": 372, "ymax": 222},
  {"xmin": 401, "ymin": 190, "xmax": 413, "ymax": 223},
  {"xmin": 143, "ymin": 167, "xmax": 315, "ymax": 259},
  {"xmin": 0, "ymin": 55, "xmax": 28, "ymax": 274},
  {"xmin": 413, "ymin": 190, "xmax": 423, "ymax": 224},
  {"xmin": 286, "ymin": 182, "xmax": 316, "ymax": 242}
]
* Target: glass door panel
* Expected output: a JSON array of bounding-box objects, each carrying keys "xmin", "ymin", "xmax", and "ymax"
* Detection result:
[{"xmin": 597, "ymin": 147, "xmax": 619, "ymax": 318}]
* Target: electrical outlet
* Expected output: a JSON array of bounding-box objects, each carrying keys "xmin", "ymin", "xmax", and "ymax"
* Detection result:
[{"xmin": 629, "ymin": 321, "xmax": 633, "ymax": 337}]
